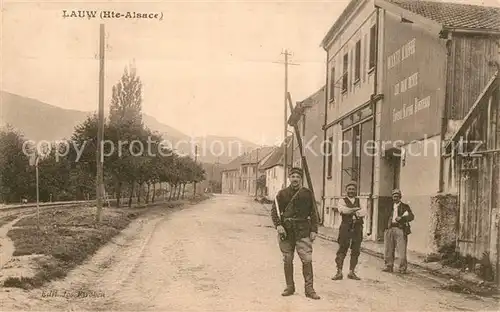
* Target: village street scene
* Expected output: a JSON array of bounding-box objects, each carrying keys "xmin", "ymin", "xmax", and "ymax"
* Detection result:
[{"xmin": 1, "ymin": 0, "xmax": 500, "ymax": 311}]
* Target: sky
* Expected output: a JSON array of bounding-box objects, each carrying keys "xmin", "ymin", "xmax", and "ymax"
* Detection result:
[{"xmin": 2, "ymin": 0, "xmax": 499, "ymax": 146}]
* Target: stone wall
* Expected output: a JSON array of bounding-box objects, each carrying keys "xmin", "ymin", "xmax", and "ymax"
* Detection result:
[{"xmin": 429, "ymin": 193, "xmax": 459, "ymax": 254}]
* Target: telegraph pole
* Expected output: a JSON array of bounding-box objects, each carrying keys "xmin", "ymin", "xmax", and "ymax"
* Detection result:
[
  {"xmin": 274, "ymin": 50, "xmax": 299, "ymax": 187},
  {"xmin": 193, "ymin": 145, "xmax": 198, "ymax": 197},
  {"xmin": 216, "ymin": 156, "xmax": 220, "ymax": 193},
  {"xmin": 35, "ymin": 153, "xmax": 40, "ymax": 229},
  {"xmin": 255, "ymin": 147, "xmax": 259, "ymax": 197},
  {"xmin": 96, "ymin": 24, "xmax": 105, "ymax": 222},
  {"xmin": 283, "ymin": 50, "xmax": 289, "ymax": 186},
  {"xmin": 210, "ymin": 159, "xmax": 215, "ymax": 193}
]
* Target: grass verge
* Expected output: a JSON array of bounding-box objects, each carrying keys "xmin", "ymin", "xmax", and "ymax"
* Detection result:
[
  {"xmin": 2, "ymin": 196, "xmax": 210, "ymax": 290},
  {"xmin": 4, "ymin": 208, "xmax": 138, "ymax": 290},
  {"xmin": 0, "ymin": 214, "xmax": 19, "ymax": 227}
]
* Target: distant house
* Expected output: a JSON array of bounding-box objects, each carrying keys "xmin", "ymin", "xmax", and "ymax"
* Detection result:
[
  {"xmin": 221, "ymin": 155, "xmax": 245, "ymax": 194},
  {"xmin": 239, "ymin": 147, "xmax": 275, "ymax": 196},
  {"xmin": 261, "ymin": 147, "xmax": 284, "ymax": 201},
  {"xmin": 221, "ymin": 147, "xmax": 274, "ymax": 195},
  {"xmin": 261, "ymin": 136, "xmax": 293, "ymax": 200}
]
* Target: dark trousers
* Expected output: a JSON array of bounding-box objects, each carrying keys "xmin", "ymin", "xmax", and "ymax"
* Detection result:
[
  {"xmin": 279, "ymin": 235, "xmax": 313, "ymax": 264},
  {"xmin": 335, "ymin": 223, "xmax": 362, "ymax": 271},
  {"xmin": 278, "ymin": 233, "xmax": 314, "ymax": 292}
]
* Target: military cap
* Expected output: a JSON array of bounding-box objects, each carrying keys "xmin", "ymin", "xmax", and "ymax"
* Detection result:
[
  {"xmin": 345, "ymin": 181, "xmax": 357, "ymax": 188},
  {"xmin": 392, "ymin": 189, "xmax": 402, "ymax": 195},
  {"xmin": 288, "ymin": 167, "xmax": 303, "ymax": 177}
]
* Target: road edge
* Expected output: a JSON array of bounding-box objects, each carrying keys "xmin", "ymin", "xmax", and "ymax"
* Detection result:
[{"xmin": 317, "ymin": 232, "xmax": 500, "ymax": 299}]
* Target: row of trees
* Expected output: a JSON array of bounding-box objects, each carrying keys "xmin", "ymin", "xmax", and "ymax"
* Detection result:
[{"xmin": 0, "ymin": 65, "xmax": 205, "ymax": 207}]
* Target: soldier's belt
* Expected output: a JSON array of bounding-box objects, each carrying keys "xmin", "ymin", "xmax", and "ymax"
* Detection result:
[{"xmin": 283, "ymin": 217, "xmax": 309, "ymax": 221}]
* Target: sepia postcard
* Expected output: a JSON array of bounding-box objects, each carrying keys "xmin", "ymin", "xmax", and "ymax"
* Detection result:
[{"xmin": 1, "ymin": 0, "xmax": 500, "ymax": 310}]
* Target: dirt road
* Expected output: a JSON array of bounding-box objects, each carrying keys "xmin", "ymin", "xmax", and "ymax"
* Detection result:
[{"xmin": 0, "ymin": 195, "xmax": 498, "ymax": 311}]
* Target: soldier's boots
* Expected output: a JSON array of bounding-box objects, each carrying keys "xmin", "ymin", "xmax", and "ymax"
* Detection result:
[
  {"xmin": 347, "ymin": 270, "xmax": 361, "ymax": 280},
  {"xmin": 331, "ymin": 269, "xmax": 343, "ymax": 280},
  {"xmin": 305, "ymin": 290, "xmax": 321, "ymax": 300},
  {"xmin": 281, "ymin": 287, "xmax": 295, "ymax": 296},
  {"xmin": 281, "ymin": 262, "xmax": 295, "ymax": 296},
  {"xmin": 303, "ymin": 262, "xmax": 320, "ymax": 300}
]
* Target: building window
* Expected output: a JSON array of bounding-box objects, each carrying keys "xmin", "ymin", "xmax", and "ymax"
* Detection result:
[
  {"xmin": 353, "ymin": 126, "xmax": 360, "ymax": 183},
  {"xmin": 341, "ymin": 119, "xmax": 374, "ymax": 195},
  {"xmin": 363, "ymin": 34, "xmax": 368, "ymax": 81},
  {"xmin": 349, "ymin": 50, "xmax": 354, "ymax": 92},
  {"xmin": 342, "ymin": 53, "xmax": 348, "ymax": 93},
  {"xmin": 355, "ymin": 40, "xmax": 361, "ymax": 82},
  {"xmin": 369, "ymin": 25, "xmax": 377, "ymax": 70},
  {"xmin": 329, "ymin": 66, "xmax": 335, "ymax": 102},
  {"xmin": 341, "ymin": 129, "xmax": 353, "ymax": 192},
  {"xmin": 327, "ymin": 136, "xmax": 334, "ymax": 178}
]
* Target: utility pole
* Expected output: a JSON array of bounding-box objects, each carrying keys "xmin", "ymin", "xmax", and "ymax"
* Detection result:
[
  {"xmin": 274, "ymin": 50, "xmax": 298, "ymax": 188},
  {"xmin": 255, "ymin": 147, "xmax": 259, "ymax": 197},
  {"xmin": 96, "ymin": 23, "xmax": 105, "ymax": 223},
  {"xmin": 283, "ymin": 50, "xmax": 289, "ymax": 187},
  {"xmin": 216, "ymin": 156, "xmax": 220, "ymax": 193},
  {"xmin": 193, "ymin": 145, "xmax": 198, "ymax": 197},
  {"xmin": 210, "ymin": 160, "xmax": 215, "ymax": 193},
  {"xmin": 35, "ymin": 153, "xmax": 40, "ymax": 229}
]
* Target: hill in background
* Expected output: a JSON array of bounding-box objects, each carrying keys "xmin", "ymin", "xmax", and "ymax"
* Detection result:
[{"xmin": 0, "ymin": 91, "xmax": 259, "ymax": 164}]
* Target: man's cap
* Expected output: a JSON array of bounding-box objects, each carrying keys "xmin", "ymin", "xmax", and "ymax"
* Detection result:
[
  {"xmin": 346, "ymin": 181, "xmax": 357, "ymax": 188},
  {"xmin": 392, "ymin": 189, "xmax": 402, "ymax": 195},
  {"xmin": 288, "ymin": 167, "xmax": 303, "ymax": 177}
]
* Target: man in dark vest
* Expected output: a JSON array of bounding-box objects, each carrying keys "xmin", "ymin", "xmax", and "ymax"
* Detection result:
[
  {"xmin": 331, "ymin": 181, "xmax": 366, "ymax": 280},
  {"xmin": 271, "ymin": 167, "xmax": 320, "ymax": 300},
  {"xmin": 382, "ymin": 189, "xmax": 414, "ymax": 273}
]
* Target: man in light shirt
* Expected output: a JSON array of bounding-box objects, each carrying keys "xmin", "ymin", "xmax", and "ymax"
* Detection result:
[
  {"xmin": 382, "ymin": 189, "xmax": 414, "ymax": 274},
  {"xmin": 331, "ymin": 181, "xmax": 366, "ymax": 281}
]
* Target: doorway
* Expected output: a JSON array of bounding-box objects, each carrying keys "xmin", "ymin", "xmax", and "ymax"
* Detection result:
[
  {"xmin": 392, "ymin": 154, "xmax": 401, "ymax": 190},
  {"xmin": 376, "ymin": 149, "xmax": 402, "ymax": 240}
]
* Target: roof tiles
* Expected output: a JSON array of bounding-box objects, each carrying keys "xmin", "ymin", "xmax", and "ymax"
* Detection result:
[{"xmin": 388, "ymin": 0, "xmax": 500, "ymax": 30}]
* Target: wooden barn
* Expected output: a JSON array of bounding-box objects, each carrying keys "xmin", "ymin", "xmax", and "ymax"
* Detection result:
[{"xmin": 445, "ymin": 70, "xmax": 500, "ymax": 283}]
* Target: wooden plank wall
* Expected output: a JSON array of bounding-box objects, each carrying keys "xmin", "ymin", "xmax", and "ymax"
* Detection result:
[
  {"xmin": 458, "ymin": 87, "xmax": 500, "ymax": 266},
  {"xmin": 446, "ymin": 35, "xmax": 498, "ymax": 120},
  {"xmin": 493, "ymin": 88, "xmax": 500, "ymax": 282}
]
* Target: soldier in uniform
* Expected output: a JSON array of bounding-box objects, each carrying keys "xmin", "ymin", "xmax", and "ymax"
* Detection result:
[
  {"xmin": 271, "ymin": 167, "xmax": 320, "ymax": 300},
  {"xmin": 331, "ymin": 181, "xmax": 366, "ymax": 280}
]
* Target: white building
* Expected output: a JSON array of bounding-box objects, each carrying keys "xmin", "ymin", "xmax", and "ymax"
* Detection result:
[
  {"xmin": 321, "ymin": 0, "xmax": 383, "ymax": 239},
  {"xmin": 221, "ymin": 147, "xmax": 274, "ymax": 195},
  {"xmin": 261, "ymin": 137, "xmax": 293, "ymax": 200}
]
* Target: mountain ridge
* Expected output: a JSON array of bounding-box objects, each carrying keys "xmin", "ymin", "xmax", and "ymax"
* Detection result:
[{"xmin": 0, "ymin": 90, "xmax": 259, "ymax": 164}]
